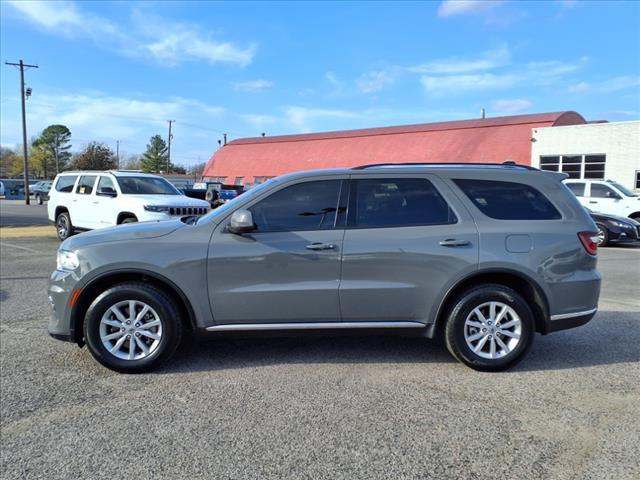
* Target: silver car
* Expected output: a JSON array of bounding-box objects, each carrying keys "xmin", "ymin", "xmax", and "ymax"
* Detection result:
[{"xmin": 48, "ymin": 163, "xmax": 601, "ymax": 372}]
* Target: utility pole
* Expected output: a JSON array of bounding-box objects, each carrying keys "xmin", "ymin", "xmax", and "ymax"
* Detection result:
[
  {"xmin": 167, "ymin": 120, "xmax": 175, "ymax": 174},
  {"xmin": 5, "ymin": 59, "xmax": 38, "ymax": 205},
  {"xmin": 116, "ymin": 140, "xmax": 120, "ymax": 170}
]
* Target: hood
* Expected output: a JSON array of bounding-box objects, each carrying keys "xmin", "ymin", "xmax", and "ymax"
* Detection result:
[
  {"xmin": 62, "ymin": 220, "xmax": 184, "ymax": 250},
  {"xmin": 591, "ymin": 211, "xmax": 640, "ymax": 225},
  {"xmin": 126, "ymin": 194, "xmax": 210, "ymax": 207}
]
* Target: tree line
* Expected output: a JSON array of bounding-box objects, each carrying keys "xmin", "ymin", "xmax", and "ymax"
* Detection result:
[{"xmin": 0, "ymin": 125, "xmax": 207, "ymax": 179}]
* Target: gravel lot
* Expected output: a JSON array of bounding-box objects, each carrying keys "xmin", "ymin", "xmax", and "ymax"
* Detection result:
[{"xmin": 1, "ymin": 236, "xmax": 639, "ymax": 479}]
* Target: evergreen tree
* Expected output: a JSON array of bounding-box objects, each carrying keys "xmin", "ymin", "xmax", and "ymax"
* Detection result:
[
  {"xmin": 32, "ymin": 125, "xmax": 72, "ymax": 177},
  {"xmin": 141, "ymin": 135, "xmax": 170, "ymax": 173}
]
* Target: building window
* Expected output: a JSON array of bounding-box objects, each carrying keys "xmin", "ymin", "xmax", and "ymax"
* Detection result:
[
  {"xmin": 539, "ymin": 154, "xmax": 606, "ymax": 180},
  {"xmin": 234, "ymin": 177, "xmax": 244, "ymax": 185}
]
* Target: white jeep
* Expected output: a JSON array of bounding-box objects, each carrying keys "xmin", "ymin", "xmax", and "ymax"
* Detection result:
[{"xmin": 48, "ymin": 171, "xmax": 210, "ymax": 240}]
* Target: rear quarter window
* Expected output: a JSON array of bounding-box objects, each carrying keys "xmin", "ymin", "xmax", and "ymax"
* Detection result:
[
  {"xmin": 54, "ymin": 176, "xmax": 78, "ymax": 193},
  {"xmin": 454, "ymin": 179, "xmax": 562, "ymax": 220}
]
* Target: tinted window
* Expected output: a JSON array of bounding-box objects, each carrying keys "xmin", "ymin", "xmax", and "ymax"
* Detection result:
[
  {"xmin": 117, "ymin": 177, "xmax": 179, "ymax": 195},
  {"xmin": 349, "ymin": 178, "xmax": 456, "ymax": 228},
  {"xmin": 566, "ymin": 182, "xmax": 585, "ymax": 197},
  {"xmin": 97, "ymin": 176, "xmax": 116, "ymax": 193},
  {"xmin": 55, "ymin": 176, "xmax": 78, "ymax": 193},
  {"xmin": 249, "ymin": 180, "xmax": 342, "ymax": 232},
  {"xmin": 75, "ymin": 176, "xmax": 97, "ymax": 195},
  {"xmin": 454, "ymin": 179, "xmax": 561, "ymax": 220},
  {"xmin": 590, "ymin": 184, "xmax": 618, "ymax": 199}
]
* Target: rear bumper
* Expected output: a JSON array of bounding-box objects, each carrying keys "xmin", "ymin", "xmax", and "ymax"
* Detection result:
[{"xmin": 546, "ymin": 307, "xmax": 597, "ymax": 333}]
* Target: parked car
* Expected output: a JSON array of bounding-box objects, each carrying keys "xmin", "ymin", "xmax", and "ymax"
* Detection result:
[
  {"xmin": 564, "ymin": 179, "xmax": 640, "ymax": 221},
  {"xmin": 32, "ymin": 180, "xmax": 53, "ymax": 204},
  {"xmin": 587, "ymin": 209, "xmax": 640, "ymax": 247},
  {"xmin": 48, "ymin": 163, "xmax": 601, "ymax": 373},
  {"xmin": 47, "ymin": 171, "xmax": 210, "ymax": 241},
  {"xmin": 0, "ymin": 181, "xmax": 5, "ymax": 197}
]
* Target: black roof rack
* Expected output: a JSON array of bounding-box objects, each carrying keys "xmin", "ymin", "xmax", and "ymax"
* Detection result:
[{"xmin": 352, "ymin": 161, "xmax": 539, "ymax": 171}]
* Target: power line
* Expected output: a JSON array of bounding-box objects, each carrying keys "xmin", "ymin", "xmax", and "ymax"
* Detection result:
[{"xmin": 5, "ymin": 60, "xmax": 38, "ymax": 205}]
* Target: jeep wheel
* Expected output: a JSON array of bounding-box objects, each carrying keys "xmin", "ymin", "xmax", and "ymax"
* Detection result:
[
  {"xmin": 84, "ymin": 282, "xmax": 183, "ymax": 373},
  {"xmin": 36, "ymin": 193, "xmax": 43, "ymax": 205},
  {"xmin": 55, "ymin": 212, "xmax": 74, "ymax": 241},
  {"xmin": 444, "ymin": 284, "xmax": 535, "ymax": 371},
  {"xmin": 121, "ymin": 217, "xmax": 137, "ymax": 224}
]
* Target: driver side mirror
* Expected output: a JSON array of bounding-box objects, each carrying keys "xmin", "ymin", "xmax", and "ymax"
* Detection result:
[
  {"xmin": 228, "ymin": 209, "xmax": 255, "ymax": 234},
  {"xmin": 606, "ymin": 191, "xmax": 622, "ymax": 200},
  {"xmin": 97, "ymin": 186, "xmax": 117, "ymax": 197}
]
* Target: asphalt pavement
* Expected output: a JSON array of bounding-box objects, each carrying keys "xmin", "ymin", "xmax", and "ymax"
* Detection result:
[
  {"xmin": 0, "ymin": 235, "xmax": 639, "ymax": 479},
  {"xmin": 0, "ymin": 200, "xmax": 50, "ymax": 227}
]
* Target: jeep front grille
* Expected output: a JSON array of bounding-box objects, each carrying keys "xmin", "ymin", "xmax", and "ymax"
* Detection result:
[{"xmin": 169, "ymin": 207, "xmax": 208, "ymax": 216}]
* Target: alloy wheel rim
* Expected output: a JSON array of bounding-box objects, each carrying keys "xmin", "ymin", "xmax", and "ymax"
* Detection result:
[
  {"xmin": 464, "ymin": 301, "xmax": 522, "ymax": 360},
  {"xmin": 57, "ymin": 217, "xmax": 68, "ymax": 238},
  {"xmin": 596, "ymin": 227, "xmax": 606, "ymax": 245},
  {"xmin": 99, "ymin": 300, "xmax": 163, "ymax": 361}
]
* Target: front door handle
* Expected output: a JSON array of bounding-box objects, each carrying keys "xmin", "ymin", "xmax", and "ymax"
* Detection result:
[
  {"xmin": 439, "ymin": 239, "xmax": 471, "ymax": 247},
  {"xmin": 306, "ymin": 242, "xmax": 336, "ymax": 250},
  {"xmin": 589, "ymin": 201, "xmax": 598, "ymax": 204}
]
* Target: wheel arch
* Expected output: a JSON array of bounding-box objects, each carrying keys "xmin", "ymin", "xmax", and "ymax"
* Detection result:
[
  {"xmin": 433, "ymin": 268, "xmax": 551, "ymax": 336},
  {"xmin": 70, "ymin": 269, "xmax": 197, "ymax": 345},
  {"xmin": 117, "ymin": 212, "xmax": 138, "ymax": 224},
  {"xmin": 55, "ymin": 206, "xmax": 69, "ymax": 219},
  {"xmin": 629, "ymin": 211, "xmax": 640, "ymax": 221}
]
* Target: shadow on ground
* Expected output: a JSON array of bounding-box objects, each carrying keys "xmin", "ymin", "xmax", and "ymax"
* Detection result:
[{"xmin": 154, "ymin": 310, "xmax": 639, "ymax": 375}]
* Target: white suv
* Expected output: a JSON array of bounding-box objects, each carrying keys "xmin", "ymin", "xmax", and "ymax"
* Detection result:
[
  {"xmin": 564, "ymin": 179, "xmax": 640, "ymax": 221},
  {"xmin": 48, "ymin": 171, "xmax": 210, "ymax": 240}
]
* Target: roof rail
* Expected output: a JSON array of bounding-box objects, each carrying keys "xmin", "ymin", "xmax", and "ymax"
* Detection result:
[{"xmin": 352, "ymin": 161, "xmax": 539, "ymax": 171}]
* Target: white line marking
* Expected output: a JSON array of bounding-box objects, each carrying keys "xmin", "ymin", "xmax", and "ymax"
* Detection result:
[{"xmin": 0, "ymin": 242, "xmax": 44, "ymax": 254}]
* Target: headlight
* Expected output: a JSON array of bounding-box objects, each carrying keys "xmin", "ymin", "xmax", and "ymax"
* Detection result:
[
  {"xmin": 612, "ymin": 221, "xmax": 631, "ymax": 229},
  {"xmin": 57, "ymin": 250, "xmax": 79, "ymax": 271},
  {"xmin": 144, "ymin": 205, "xmax": 170, "ymax": 213}
]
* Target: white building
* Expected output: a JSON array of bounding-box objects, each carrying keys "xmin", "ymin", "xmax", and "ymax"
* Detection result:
[{"xmin": 531, "ymin": 120, "xmax": 640, "ymax": 191}]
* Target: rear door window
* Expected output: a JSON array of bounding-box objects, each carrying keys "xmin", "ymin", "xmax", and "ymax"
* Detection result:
[
  {"xmin": 348, "ymin": 177, "xmax": 457, "ymax": 228},
  {"xmin": 75, "ymin": 176, "xmax": 97, "ymax": 195},
  {"xmin": 54, "ymin": 176, "xmax": 78, "ymax": 193},
  {"xmin": 566, "ymin": 182, "xmax": 585, "ymax": 197},
  {"xmin": 249, "ymin": 180, "xmax": 342, "ymax": 232},
  {"xmin": 454, "ymin": 179, "xmax": 561, "ymax": 220}
]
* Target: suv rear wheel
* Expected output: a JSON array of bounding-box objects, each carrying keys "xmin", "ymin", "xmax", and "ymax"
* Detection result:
[
  {"xmin": 84, "ymin": 282, "xmax": 183, "ymax": 373},
  {"xmin": 444, "ymin": 284, "xmax": 535, "ymax": 371},
  {"xmin": 55, "ymin": 211, "xmax": 74, "ymax": 241}
]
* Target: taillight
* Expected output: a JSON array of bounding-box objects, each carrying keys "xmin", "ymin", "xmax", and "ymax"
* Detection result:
[{"xmin": 578, "ymin": 231, "xmax": 599, "ymax": 256}]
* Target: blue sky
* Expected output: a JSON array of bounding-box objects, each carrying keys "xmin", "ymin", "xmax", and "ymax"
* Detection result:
[{"xmin": 1, "ymin": 0, "xmax": 639, "ymax": 167}]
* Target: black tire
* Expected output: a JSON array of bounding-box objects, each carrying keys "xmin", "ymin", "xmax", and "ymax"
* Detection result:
[
  {"xmin": 55, "ymin": 211, "xmax": 74, "ymax": 241},
  {"xmin": 595, "ymin": 223, "xmax": 609, "ymax": 247},
  {"xmin": 444, "ymin": 284, "xmax": 535, "ymax": 372},
  {"xmin": 36, "ymin": 194, "xmax": 43, "ymax": 205},
  {"xmin": 121, "ymin": 216, "xmax": 138, "ymax": 224},
  {"xmin": 84, "ymin": 282, "xmax": 183, "ymax": 373}
]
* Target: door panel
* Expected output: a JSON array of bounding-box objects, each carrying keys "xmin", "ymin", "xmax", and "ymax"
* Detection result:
[
  {"xmin": 93, "ymin": 176, "xmax": 120, "ymax": 226},
  {"xmin": 339, "ymin": 174, "xmax": 479, "ymax": 323},
  {"xmin": 73, "ymin": 175, "xmax": 98, "ymax": 228},
  {"xmin": 207, "ymin": 178, "xmax": 346, "ymax": 324}
]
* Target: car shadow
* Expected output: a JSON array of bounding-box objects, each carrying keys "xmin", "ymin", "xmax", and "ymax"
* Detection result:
[{"xmin": 156, "ymin": 310, "xmax": 639, "ymax": 374}]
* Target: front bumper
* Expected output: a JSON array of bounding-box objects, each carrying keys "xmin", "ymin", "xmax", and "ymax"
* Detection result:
[{"xmin": 48, "ymin": 269, "xmax": 78, "ymax": 343}]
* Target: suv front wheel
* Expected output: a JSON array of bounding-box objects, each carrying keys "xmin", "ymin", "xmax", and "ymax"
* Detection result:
[
  {"xmin": 84, "ymin": 282, "xmax": 183, "ymax": 373},
  {"xmin": 444, "ymin": 284, "xmax": 535, "ymax": 371}
]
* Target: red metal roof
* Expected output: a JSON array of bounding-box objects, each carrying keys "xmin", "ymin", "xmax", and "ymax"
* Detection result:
[{"xmin": 203, "ymin": 111, "xmax": 586, "ymax": 183}]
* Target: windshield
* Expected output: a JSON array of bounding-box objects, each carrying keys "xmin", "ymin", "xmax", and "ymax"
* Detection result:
[
  {"xmin": 609, "ymin": 182, "xmax": 638, "ymax": 197},
  {"xmin": 116, "ymin": 177, "xmax": 181, "ymax": 195},
  {"xmin": 197, "ymin": 179, "xmax": 278, "ymax": 225}
]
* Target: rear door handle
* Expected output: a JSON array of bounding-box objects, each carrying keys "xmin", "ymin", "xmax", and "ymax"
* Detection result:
[
  {"xmin": 439, "ymin": 239, "xmax": 471, "ymax": 247},
  {"xmin": 306, "ymin": 242, "xmax": 336, "ymax": 250}
]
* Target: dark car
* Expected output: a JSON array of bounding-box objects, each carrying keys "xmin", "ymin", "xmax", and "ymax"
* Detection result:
[{"xmin": 588, "ymin": 209, "xmax": 640, "ymax": 247}]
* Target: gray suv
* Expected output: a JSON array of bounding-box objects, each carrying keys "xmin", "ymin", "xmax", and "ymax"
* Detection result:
[{"xmin": 48, "ymin": 163, "xmax": 601, "ymax": 372}]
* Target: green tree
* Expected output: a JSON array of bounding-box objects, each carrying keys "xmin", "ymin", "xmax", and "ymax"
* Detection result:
[
  {"xmin": 141, "ymin": 135, "xmax": 170, "ymax": 173},
  {"xmin": 70, "ymin": 142, "xmax": 117, "ymax": 171},
  {"xmin": 0, "ymin": 147, "xmax": 22, "ymax": 178},
  {"xmin": 32, "ymin": 125, "xmax": 72, "ymax": 178},
  {"xmin": 172, "ymin": 165, "xmax": 186, "ymax": 174}
]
